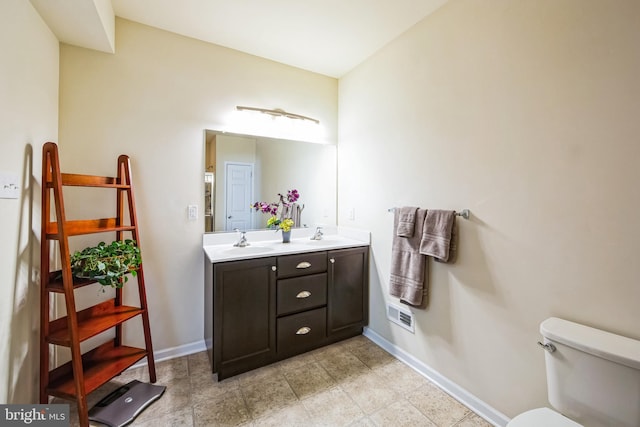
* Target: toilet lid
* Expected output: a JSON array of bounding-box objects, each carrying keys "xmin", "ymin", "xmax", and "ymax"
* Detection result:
[{"xmin": 508, "ymin": 408, "xmax": 583, "ymax": 427}]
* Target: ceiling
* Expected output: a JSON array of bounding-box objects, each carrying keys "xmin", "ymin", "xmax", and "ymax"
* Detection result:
[{"xmin": 111, "ymin": 0, "xmax": 449, "ymax": 78}]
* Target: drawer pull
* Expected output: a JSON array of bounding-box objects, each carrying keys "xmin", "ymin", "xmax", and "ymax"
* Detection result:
[
  {"xmin": 296, "ymin": 326, "xmax": 311, "ymax": 335},
  {"xmin": 272, "ymin": 266, "xmax": 277, "ymax": 271},
  {"xmin": 296, "ymin": 261, "xmax": 312, "ymax": 269},
  {"xmin": 329, "ymin": 258, "xmax": 335, "ymax": 264},
  {"xmin": 296, "ymin": 291, "xmax": 312, "ymax": 299}
]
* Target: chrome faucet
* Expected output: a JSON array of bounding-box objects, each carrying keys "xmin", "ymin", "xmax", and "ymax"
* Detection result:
[
  {"xmin": 233, "ymin": 229, "xmax": 250, "ymax": 247},
  {"xmin": 310, "ymin": 226, "xmax": 324, "ymax": 240}
]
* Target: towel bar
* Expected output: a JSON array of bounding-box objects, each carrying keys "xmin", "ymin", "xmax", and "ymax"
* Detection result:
[{"xmin": 387, "ymin": 207, "xmax": 470, "ymax": 220}]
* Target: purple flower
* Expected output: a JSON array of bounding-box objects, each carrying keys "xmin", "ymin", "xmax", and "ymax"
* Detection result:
[
  {"xmin": 252, "ymin": 189, "xmax": 302, "ymax": 222},
  {"xmin": 287, "ymin": 189, "xmax": 299, "ymax": 203}
]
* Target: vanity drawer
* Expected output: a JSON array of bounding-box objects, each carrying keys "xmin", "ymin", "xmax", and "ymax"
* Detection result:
[
  {"xmin": 277, "ymin": 273, "xmax": 327, "ymax": 316},
  {"xmin": 277, "ymin": 307, "xmax": 326, "ymax": 356},
  {"xmin": 277, "ymin": 251, "xmax": 327, "ymax": 278}
]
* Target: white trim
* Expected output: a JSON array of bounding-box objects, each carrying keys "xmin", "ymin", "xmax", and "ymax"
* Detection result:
[
  {"xmin": 128, "ymin": 340, "xmax": 207, "ymax": 370},
  {"xmin": 363, "ymin": 327, "xmax": 510, "ymax": 427}
]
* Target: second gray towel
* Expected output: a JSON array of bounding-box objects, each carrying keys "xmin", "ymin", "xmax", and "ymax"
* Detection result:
[{"xmin": 419, "ymin": 209, "xmax": 456, "ymax": 262}]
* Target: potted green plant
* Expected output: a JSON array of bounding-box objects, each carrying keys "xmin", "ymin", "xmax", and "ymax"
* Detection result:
[{"xmin": 70, "ymin": 239, "xmax": 141, "ymax": 288}]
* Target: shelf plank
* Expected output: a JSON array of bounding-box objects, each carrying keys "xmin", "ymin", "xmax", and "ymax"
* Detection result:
[
  {"xmin": 48, "ymin": 300, "xmax": 144, "ymax": 346},
  {"xmin": 47, "ymin": 341, "xmax": 147, "ymax": 400},
  {"xmin": 46, "ymin": 269, "xmax": 140, "ymax": 293},
  {"xmin": 46, "ymin": 218, "xmax": 136, "ymax": 238},
  {"xmin": 44, "ymin": 173, "xmax": 130, "ymax": 188},
  {"xmin": 46, "ymin": 271, "xmax": 94, "ymax": 293}
]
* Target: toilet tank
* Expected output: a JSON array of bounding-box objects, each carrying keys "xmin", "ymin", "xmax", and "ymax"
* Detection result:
[{"xmin": 540, "ymin": 317, "xmax": 640, "ymax": 427}]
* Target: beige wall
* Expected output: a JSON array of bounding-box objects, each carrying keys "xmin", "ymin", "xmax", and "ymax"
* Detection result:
[
  {"xmin": 338, "ymin": 0, "xmax": 640, "ymax": 418},
  {"xmin": 58, "ymin": 19, "xmax": 337, "ymax": 355},
  {"xmin": 0, "ymin": 0, "xmax": 59, "ymax": 403}
]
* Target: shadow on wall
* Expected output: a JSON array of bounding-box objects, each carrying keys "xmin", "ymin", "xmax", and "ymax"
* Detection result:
[
  {"xmin": 368, "ymin": 213, "xmax": 505, "ymax": 345},
  {"xmin": 447, "ymin": 214, "xmax": 504, "ymax": 305},
  {"xmin": 8, "ymin": 144, "xmax": 41, "ymax": 403}
]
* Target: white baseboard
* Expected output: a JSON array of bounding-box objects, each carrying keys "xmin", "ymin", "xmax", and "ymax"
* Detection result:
[
  {"xmin": 128, "ymin": 339, "xmax": 207, "ymax": 370},
  {"xmin": 363, "ymin": 327, "xmax": 510, "ymax": 427}
]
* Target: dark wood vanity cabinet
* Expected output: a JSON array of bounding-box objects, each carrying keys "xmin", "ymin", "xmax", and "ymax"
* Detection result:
[{"xmin": 204, "ymin": 246, "xmax": 369, "ymax": 380}]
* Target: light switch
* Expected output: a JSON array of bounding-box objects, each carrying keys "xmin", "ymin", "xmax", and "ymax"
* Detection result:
[
  {"xmin": 188, "ymin": 205, "xmax": 198, "ymax": 220},
  {"xmin": 0, "ymin": 172, "xmax": 20, "ymax": 199}
]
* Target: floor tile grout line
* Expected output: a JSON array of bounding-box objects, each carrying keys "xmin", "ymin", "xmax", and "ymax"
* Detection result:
[
  {"xmin": 403, "ymin": 394, "xmax": 443, "ymax": 427},
  {"xmin": 78, "ymin": 338, "xmax": 493, "ymax": 427},
  {"xmin": 243, "ymin": 369, "xmax": 301, "ymax": 422}
]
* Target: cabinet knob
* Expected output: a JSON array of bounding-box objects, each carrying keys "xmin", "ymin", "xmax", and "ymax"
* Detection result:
[
  {"xmin": 329, "ymin": 258, "xmax": 335, "ymax": 264},
  {"xmin": 296, "ymin": 326, "xmax": 311, "ymax": 335},
  {"xmin": 296, "ymin": 261, "xmax": 312, "ymax": 269},
  {"xmin": 296, "ymin": 291, "xmax": 311, "ymax": 299},
  {"xmin": 271, "ymin": 266, "xmax": 277, "ymax": 271}
]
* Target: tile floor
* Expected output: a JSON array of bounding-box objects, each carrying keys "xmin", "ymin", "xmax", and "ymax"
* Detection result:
[{"xmin": 58, "ymin": 335, "xmax": 494, "ymax": 426}]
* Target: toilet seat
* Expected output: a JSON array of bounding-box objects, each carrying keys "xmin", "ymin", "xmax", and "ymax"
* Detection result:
[{"xmin": 507, "ymin": 408, "xmax": 583, "ymax": 427}]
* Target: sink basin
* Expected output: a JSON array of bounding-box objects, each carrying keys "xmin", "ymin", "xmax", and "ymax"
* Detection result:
[{"xmin": 220, "ymin": 246, "xmax": 275, "ymax": 255}]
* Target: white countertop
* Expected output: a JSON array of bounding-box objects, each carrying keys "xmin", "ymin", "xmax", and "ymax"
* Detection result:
[{"xmin": 203, "ymin": 226, "xmax": 370, "ymax": 263}]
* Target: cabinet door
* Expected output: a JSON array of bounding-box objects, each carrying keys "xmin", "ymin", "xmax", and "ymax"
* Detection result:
[
  {"xmin": 213, "ymin": 257, "xmax": 276, "ymax": 379},
  {"xmin": 327, "ymin": 247, "xmax": 369, "ymax": 336}
]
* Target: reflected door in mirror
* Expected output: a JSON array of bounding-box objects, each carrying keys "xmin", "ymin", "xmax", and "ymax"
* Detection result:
[{"xmin": 225, "ymin": 162, "xmax": 254, "ymax": 231}]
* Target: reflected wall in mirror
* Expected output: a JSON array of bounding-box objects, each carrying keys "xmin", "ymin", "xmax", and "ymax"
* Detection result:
[{"xmin": 204, "ymin": 130, "xmax": 337, "ymax": 233}]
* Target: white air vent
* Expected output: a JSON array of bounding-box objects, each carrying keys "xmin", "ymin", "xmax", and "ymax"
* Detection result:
[{"xmin": 387, "ymin": 303, "xmax": 415, "ymax": 333}]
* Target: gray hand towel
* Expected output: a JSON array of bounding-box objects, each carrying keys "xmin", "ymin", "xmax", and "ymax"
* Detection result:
[
  {"xmin": 389, "ymin": 208, "xmax": 428, "ymax": 306},
  {"xmin": 396, "ymin": 206, "xmax": 418, "ymax": 237},
  {"xmin": 419, "ymin": 210, "xmax": 456, "ymax": 262}
]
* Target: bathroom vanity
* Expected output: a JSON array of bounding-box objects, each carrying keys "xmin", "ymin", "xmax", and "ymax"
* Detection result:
[{"xmin": 203, "ymin": 229, "xmax": 370, "ymax": 380}]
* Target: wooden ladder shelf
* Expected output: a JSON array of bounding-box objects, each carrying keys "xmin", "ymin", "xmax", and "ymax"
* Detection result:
[{"xmin": 39, "ymin": 142, "xmax": 157, "ymax": 427}]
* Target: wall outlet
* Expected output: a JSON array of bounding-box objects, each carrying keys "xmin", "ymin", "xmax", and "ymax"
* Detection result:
[
  {"xmin": 188, "ymin": 205, "xmax": 198, "ymax": 220},
  {"xmin": 0, "ymin": 172, "xmax": 20, "ymax": 199},
  {"xmin": 348, "ymin": 207, "xmax": 355, "ymax": 220}
]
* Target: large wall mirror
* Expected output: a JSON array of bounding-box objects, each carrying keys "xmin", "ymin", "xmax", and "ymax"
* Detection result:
[{"xmin": 204, "ymin": 130, "xmax": 337, "ymax": 233}]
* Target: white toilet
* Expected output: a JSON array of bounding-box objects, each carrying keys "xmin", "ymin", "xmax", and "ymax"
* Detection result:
[{"xmin": 508, "ymin": 317, "xmax": 640, "ymax": 427}]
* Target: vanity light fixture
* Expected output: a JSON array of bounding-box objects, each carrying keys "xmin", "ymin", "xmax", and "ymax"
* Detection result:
[{"xmin": 235, "ymin": 106, "xmax": 320, "ymax": 125}]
